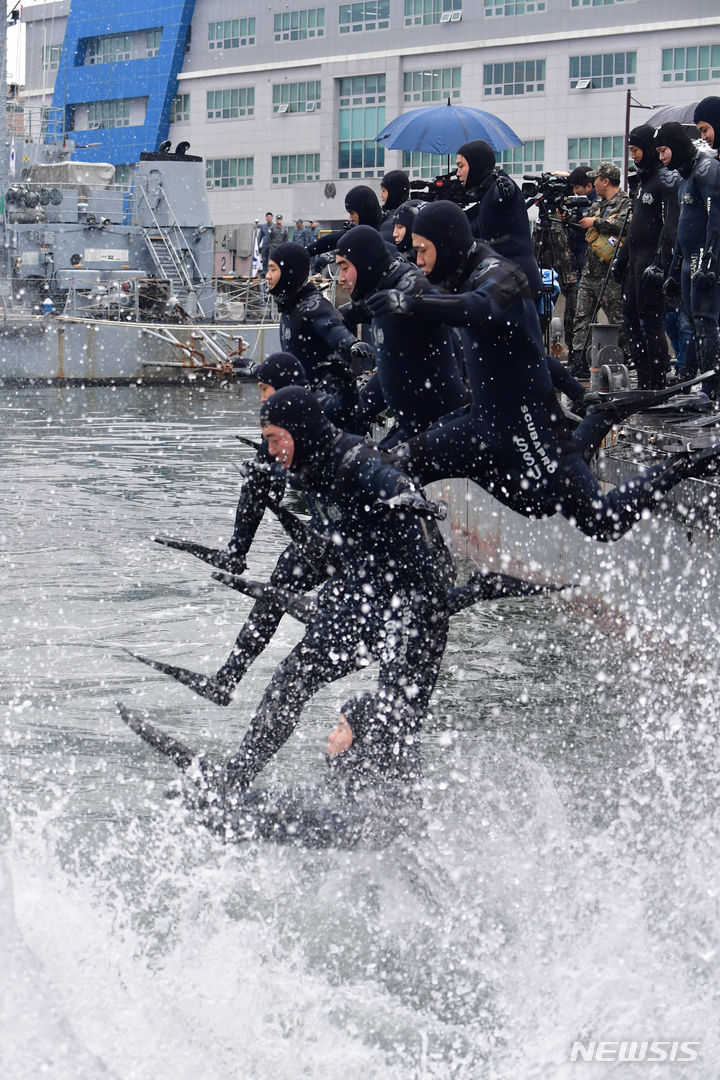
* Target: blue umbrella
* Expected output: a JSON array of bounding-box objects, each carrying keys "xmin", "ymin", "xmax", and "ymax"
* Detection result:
[{"xmin": 374, "ymin": 101, "xmax": 523, "ymax": 155}]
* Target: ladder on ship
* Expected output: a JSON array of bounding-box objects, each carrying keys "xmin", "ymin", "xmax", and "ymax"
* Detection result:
[{"xmin": 137, "ymin": 184, "xmax": 210, "ymax": 307}]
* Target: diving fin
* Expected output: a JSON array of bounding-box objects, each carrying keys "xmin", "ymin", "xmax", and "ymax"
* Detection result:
[
  {"xmin": 446, "ymin": 571, "xmax": 572, "ymax": 614},
  {"xmin": 117, "ymin": 702, "xmax": 196, "ymax": 768},
  {"xmin": 124, "ymin": 649, "xmax": 234, "ymax": 706},
  {"xmin": 152, "ymin": 535, "xmax": 246, "ymax": 574}
]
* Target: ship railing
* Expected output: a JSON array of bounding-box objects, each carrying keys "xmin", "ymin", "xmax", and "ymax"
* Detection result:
[{"xmin": 136, "ymin": 183, "xmax": 209, "ymax": 296}]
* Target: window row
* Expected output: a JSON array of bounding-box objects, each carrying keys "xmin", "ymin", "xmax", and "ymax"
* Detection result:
[
  {"xmin": 204, "ymin": 135, "xmax": 627, "ymax": 190},
  {"xmin": 172, "ymin": 43, "xmax": 720, "ymax": 127},
  {"xmin": 75, "ymin": 29, "xmax": 164, "ymax": 66}
]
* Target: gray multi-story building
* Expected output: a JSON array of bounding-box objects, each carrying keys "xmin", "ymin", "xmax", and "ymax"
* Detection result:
[{"xmin": 20, "ymin": 0, "xmax": 720, "ymax": 230}]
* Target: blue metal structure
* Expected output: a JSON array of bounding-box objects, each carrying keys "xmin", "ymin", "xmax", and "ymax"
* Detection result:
[{"xmin": 51, "ymin": 0, "xmax": 196, "ymax": 165}]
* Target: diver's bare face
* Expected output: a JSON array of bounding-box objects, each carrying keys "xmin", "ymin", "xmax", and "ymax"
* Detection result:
[
  {"xmin": 657, "ymin": 146, "xmax": 673, "ymax": 168},
  {"xmin": 335, "ymin": 255, "xmax": 358, "ymax": 294},
  {"xmin": 455, "ymin": 154, "xmax": 469, "ymax": 186},
  {"xmin": 258, "ymin": 382, "xmax": 275, "ymax": 403},
  {"xmin": 413, "ymin": 234, "xmax": 437, "ymax": 276},
  {"xmin": 263, "ymin": 423, "xmax": 295, "ymax": 469},
  {"xmin": 697, "ymin": 121, "xmax": 715, "ymax": 148},
  {"xmin": 393, "ymin": 223, "xmax": 406, "ymax": 245},
  {"xmin": 326, "ymin": 714, "xmax": 353, "ymax": 757},
  {"xmin": 265, "ymin": 260, "xmax": 282, "ymax": 290}
]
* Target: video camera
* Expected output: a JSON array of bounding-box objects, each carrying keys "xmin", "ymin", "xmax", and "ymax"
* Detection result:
[
  {"xmin": 522, "ymin": 172, "xmax": 573, "ymax": 211},
  {"xmin": 409, "ymin": 169, "xmax": 466, "ymax": 205}
]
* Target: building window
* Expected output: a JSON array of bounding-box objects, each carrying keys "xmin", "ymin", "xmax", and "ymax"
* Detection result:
[
  {"xmin": 85, "ymin": 34, "xmax": 131, "ymax": 65},
  {"xmin": 206, "ymin": 157, "xmax": 254, "ymax": 189},
  {"xmin": 272, "ymin": 81, "xmax": 321, "ymax": 113},
  {"xmin": 170, "ymin": 94, "xmax": 190, "ymax": 124},
  {"xmin": 338, "ymin": 74, "xmax": 386, "ymax": 179},
  {"xmin": 401, "ymin": 150, "xmax": 448, "ymax": 178},
  {"xmin": 87, "ymin": 99, "xmax": 132, "ymax": 129},
  {"xmin": 146, "ymin": 29, "xmax": 162, "ymax": 57},
  {"xmin": 662, "ymin": 45, "xmax": 720, "ymax": 84},
  {"xmin": 569, "ymin": 52, "xmax": 636, "ymax": 89},
  {"xmin": 404, "ymin": 0, "xmax": 461, "ymax": 26},
  {"xmin": 571, "ymin": 0, "xmax": 629, "ymax": 5},
  {"xmin": 271, "ymin": 153, "xmax": 321, "ymax": 184},
  {"xmin": 403, "ymin": 67, "xmax": 461, "ymax": 102},
  {"xmin": 43, "ymin": 44, "xmax": 62, "ymax": 71},
  {"xmin": 500, "ymin": 140, "xmax": 544, "ymax": 175},
  {"xmin": 273, "ymin": 8, "xmax": 325, "ymax": 41},
  {"xmin": 114, "ymin": 164, "xmax": 132, "ymax": 186},
  {"xmin": 484, "ymin": 59, "xmax": 545, "ymax": 96},
  {"xmin": 208, "ymin": 19, "xmax": 255, "ymax": 49},
  {"xmin": 484, "ymin": 0, "xmax": 545, "ymax": 13},
  {"xmin": 568, "ymin": 135, "xmax": 624, "ymax": 170},
  {"xmin": 339, "ymin": 1, "xmax": 389, "ymax": 33},
  {"xmin": 207, "ymin": 88, "xmax": 255, "ymax": 120}
]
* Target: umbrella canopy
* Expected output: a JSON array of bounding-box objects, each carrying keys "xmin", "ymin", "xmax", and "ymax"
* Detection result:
[
  {"xmin": 374, "ymin": 102, "xmax": 523, "ymax": 155},
  {"xmin": 647, "ymin": 101, "xmax": 699, "ymax": 127}
]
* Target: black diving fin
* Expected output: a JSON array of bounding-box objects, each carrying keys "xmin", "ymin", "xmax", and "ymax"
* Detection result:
[
  {"xmin": 446, "ymin": 571, "xmax": 573, "ymax": 615},
  {"xmin": 117, "ymin": 702, "xmax": 197, "ymax": 768},
  {"xmin": 152, "ymin": 535, "xmax": 246, "ymax": 573},
  {"xmin": 123, "ymin": 649, "xmax": 233, "ymax": 706}
]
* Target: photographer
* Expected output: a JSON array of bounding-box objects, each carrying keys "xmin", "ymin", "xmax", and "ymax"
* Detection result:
[{"xmin": 455, "ymin": 140, "xmax": 542, "ymax": 299}]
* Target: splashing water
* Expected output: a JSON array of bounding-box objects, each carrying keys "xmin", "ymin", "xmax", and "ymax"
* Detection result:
[{"xmin": 2, "ymin": 384, "xmax": 719, "ymax": 1078}]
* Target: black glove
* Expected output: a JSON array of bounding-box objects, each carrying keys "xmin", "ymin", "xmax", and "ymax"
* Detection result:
[
  {"xmin": 314, "ymin": 351, "xmax": 355, "ymax": 387},
  {"xmin": 379, "ymin": 490, "xmax": 447, "ymax": 519},
  {"xmin": 641, "ymin": 262, "xmax": 665, "ymax": 289},
  {"xmin": 692, "ymin": 266, "xmax": 717, "ymax": 293},
  {"xmin": 349, "ymin": 340, "xmax": 377, "ymax": 369},
  {"xmin": 663, "ymin": 276, "xmax": 682, "ymax": 309},
  {"xmin": 609, "ymin": 258, "xmax": 626, "ymax": 284},
  {"xmin": 571, "ymin": 390, "xmax": 603, "ymax": 417},
  {"xmin": 366, "ymin": 289, "xmax": 418, "ymax": 317}
]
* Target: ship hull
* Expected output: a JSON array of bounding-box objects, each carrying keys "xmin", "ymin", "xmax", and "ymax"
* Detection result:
[{"xmin": 0, "ymin": 314, "xmax": 280, "ymax": 384}]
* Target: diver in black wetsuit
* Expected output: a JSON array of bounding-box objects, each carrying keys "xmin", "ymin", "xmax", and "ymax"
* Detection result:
[
  {"xmin": 653, "ymin": 123, "xmax": 720, "ymax": 393},
  {"xmin": 455, "ymin": 139, "xmax": 542, "ymax": 300},
  {"xmin": 334, "ymin": 225, "xmax": 469, "ymax": 445},
  {"xmin": 612, "ymin": 125, "xmax": 679, "ymax": 389},
  {"xmin": 391, "ymin": 199, "xmax": 425, "ymax": 263},
  {"xmin": 267, "ymin": 242, "xmax": 375, "ymax": 385},
  {"xmin": 305, "ymin": 185, "xmax": 387, "ymax": 261},
  {"xmin": 194, "ymin": 692, "xmax": 422, "ymax": 848},
  {"xmin": 366, "ymin": 200, "xmax": 720, "ymax": 541},
  {"xmin": 379, "ymin": 170, "xmax": 410, "ymax": 241},
  {"xmin": 199, "ymin": 386, "xmax": 451, "ymax": 794}
]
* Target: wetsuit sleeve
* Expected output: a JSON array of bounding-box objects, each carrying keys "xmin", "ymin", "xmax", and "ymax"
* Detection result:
[
  {"xmin": 658, "ymin": 172, "xmax": 680, "ymax": 271},
  {"xmin": 410, "ymin": 269, "xmax": 530, "ymax": 327},
  {"xmin": 230, "ymin": 448, "xmax": 287, "ymax": 559},
  {"xmin": 547, "ymin": 356, "xmax": 585, "ymax": 402},
  {"xmin": 306, "ymin": 226, "xmax": 350, "ymax": 257},
  {"xmin": 306, "ymin": 301, "xmax": 359, "ymax": 358},
  {"xmin": 694, "ymin": 161, "xmax": 720, "ymax": 260}
]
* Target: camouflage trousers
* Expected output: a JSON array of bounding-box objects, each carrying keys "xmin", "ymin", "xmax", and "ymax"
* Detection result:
[{"xmin": 571, "ymin": 267, "xmax": 624, "ymax": 358}]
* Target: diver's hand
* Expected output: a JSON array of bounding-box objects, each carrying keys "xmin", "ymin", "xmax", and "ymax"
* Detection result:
[
  {"xmin": 366, "ymin": 290, "xmax": 417, "ymax": 317},
  {"xmin": 349, "ymin": 340, "xmax": 377, "ymax": 368},
  {"xmin": 380, "ymin": 491, "xmax": 447, "ymax": 519},
  {"xmin": 692, "ymin": 266, "xmax": 717, "ymax": 293},
  {"xmin": 662, "ymin": 276, "xmax": 682, "ymax": 308}
]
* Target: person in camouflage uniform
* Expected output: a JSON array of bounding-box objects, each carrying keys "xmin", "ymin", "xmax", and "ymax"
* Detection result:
[{"xmin": 569, "ymin": 161, "xmax": 632, "ymax": 376}]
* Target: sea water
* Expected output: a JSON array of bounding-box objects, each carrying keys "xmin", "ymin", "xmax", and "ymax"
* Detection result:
[{"xmin": 1, "ymin": 382, "xmax": 719, "ymax": 1079}]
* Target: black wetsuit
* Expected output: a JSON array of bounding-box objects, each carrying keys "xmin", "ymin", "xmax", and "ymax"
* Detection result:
[
  {"xmin": 199, "ymin": 693, "xmax": 421, "ymax": 849},
  {"xmin": 276, "ymin": 280, "xmax": 360, "ymax": 387},
  {"xmin": 220, "ymin": 388, "xmax": 452, "ymax": 792},
  {"xmin": 672, "ymin": 152, "xmax": 720, "ymax": 379},
  {"xmin": 463, "ymin": 170, "xmax": 542, "ymax": 299},
  {"xmin": 370, "ymin": 235, "xmax": 712, "ymax": 542},
  {"xmin": 615, "ymin": 128, "xmax": 679, "ymax": 388},
  {"xmin": 336, "ymin": 226, "xmax": 469, "ymax": 442}
]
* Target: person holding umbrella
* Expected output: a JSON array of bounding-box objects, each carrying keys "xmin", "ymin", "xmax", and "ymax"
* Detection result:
[{"xmin": 454, "ymin": 139, "xmax": 542, "ymax": 300}]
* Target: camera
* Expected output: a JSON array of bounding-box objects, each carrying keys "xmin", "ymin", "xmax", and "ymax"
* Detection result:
[
  {"xmin": 409, "ymin": 169, "xmax": 466, "ymax": 205},
  {"xmin": 522, "ymin": 172, "xmax": 573, "ymax": 211}
]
